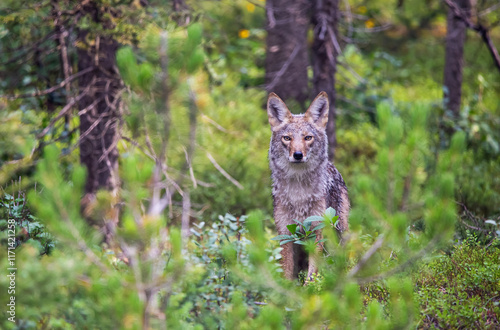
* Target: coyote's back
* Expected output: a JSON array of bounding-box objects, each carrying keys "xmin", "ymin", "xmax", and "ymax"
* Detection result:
[{"xmin": 267, "ymin": 92, "xmax": 349, "ymax": 279}]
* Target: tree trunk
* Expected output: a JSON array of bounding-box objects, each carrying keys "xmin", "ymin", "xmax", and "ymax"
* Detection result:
[
  {"xmin": 265, "ymin": 0, "xmax": 310, "ymax": 108},
  {"xmin": 311, "ymin": 0, "xmax": 339, "ymax": 161},
  {"xmin": 77, "ymin": 2, "xmax": 121, "ymax": 233},
  {"xmin": 443, "ymin": 0, "xmax": 470, "ymax": 116}
]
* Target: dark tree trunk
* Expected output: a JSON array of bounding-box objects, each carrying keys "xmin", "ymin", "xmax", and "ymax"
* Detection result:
[
  {"xmin": 311, "ymin": 0, "xmax": 339, "ymax": 161},
  {"xmin": 443, "ymin": 0, "xmax": 470, "ymax": 116},
  {"xmin": 77, "ymin": 2, "xmax": 121, "ymax": 228},
  {"xmin": 265, "ymin": 0, "xmax": 310, "ymax": 108}
]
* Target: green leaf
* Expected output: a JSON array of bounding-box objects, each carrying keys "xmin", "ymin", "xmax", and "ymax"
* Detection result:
[
  {"xmin": 325, "ymin": 207, "xmax": 336, "ymax": 219},
  {"xmin": 286, "ymin": 224, "xmax": 298, "ymax": 235},
  {"xmin": 280, "ymin": 239, "xmax": 295, "ymax": 245},
  {"xmin": 311, "ymin": 223, "xmax": 326, "ymax": 232},
  {"xmin": 303, "ymin": 216, "xmax": 324, "ymax": 224},
  {"xmin": 294, "ymin": 240, "xmax": 306, "ymax": 245},
  {"xmin": 330, "ymin": 215, "xmax": 339, "ymax": 224}
]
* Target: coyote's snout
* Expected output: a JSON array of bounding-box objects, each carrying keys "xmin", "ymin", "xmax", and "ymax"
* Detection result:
[{"xmin": 267, "ymin": 92, "xmax": 350, "ymax": 280}]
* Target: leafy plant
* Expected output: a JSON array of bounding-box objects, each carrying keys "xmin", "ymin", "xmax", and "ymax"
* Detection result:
[
  {"xmin": 271, "ymin": 207, "xmax": 338, "ymax": 246},
  {"xmin": 0, "ymin": 187, "xmax": 55, "ymax": 255}
]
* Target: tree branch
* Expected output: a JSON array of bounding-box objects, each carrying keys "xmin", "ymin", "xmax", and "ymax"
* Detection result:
[
  {"xmin": 2, "ymin": 67, "xmax": 93, "ymax": 100},
  {"xmin": 206, "ymin": 152, "xmax": 244, "ymax": 189},
  {"xmin": 36, "ymin": 89, "xmax": 90, "ymax": 139},
  {"xmin": 266, "ymin": 44, "xmax": 300, "ymax": 91},
  {"xmin": 347, "ymin": 235, "xmax": 385, "ymax": 278},
  {"xmin": 443, "ymin": 0, "xmax": 500, "ymax": 72}
]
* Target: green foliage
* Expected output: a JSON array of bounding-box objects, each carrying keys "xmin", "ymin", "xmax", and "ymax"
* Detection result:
[
  {"xmin": 271, "ymin": 207, "xmax": 337, "ymax": 246},
  {"xmin": 0, "ymin": 102, "xmax": 491, "ymax": 329},
  {"xmin": 416, "ymin": 235, "xmax": 500, "ymax": 328},
  {"xmin": 0, "ymin": 189, "xmax": 55, "ymax": 255}
]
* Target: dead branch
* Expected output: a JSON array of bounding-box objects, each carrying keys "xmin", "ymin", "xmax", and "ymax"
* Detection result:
[
  {"xmin": 159, "ymin": 31, "xmax": 172, "ymax": 162},
  {"xmin": 180, "ymin": 86, "xmax": 199, "ymax": 241},
  {"xmin": 1, "ymin": 67, "xmax": 93, "ymax": 100},
  {"xmin": 355, "ymin": 237, "xmax": 439, "ymax": 284},
  {"xmin": 36, "ymin": 88, "xmax": 90, "ymax": 139},
  {"xmin": 206, "ymin": 152, "xmax": 244, "ymax": 189},
  {"xmin": 266, "ymin": 44, "xmax": 300, "ymax": 91},
  {"xmin": 443, "ymin": 0, "xmax": 500, "ymax": 72},
  {"xmin": 200, "ymin": 114, "xmax": 229, "ymax": 133},
  {"xmin": 121, "ymin": 136, "xmax": 156, "ymax": 160},
  {"xmin": 479, "ymin": 3, "xmax": 500, "ymax": 17},
  {"xmin": 179, "ymin": 86, "xmax": 198, "ymax": 187},
  {"xmin": 267, "ymin": 2, "xmax": 276, "ymax": 28},
  {"xmin": 347, "ymin": 235, "xmax": 385, "ymax": 278}
]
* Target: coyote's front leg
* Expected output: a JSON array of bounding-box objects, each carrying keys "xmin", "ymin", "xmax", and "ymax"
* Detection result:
[
  {"xmin": 280, "ymin": 242, "xmax": 295, "ymax": 280},
  {"xmin": 307, "ymin": 231, "xmax": 323, "ymax": 280}
]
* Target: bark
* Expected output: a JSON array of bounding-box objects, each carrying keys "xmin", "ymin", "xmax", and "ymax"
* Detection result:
[
  {"xmin": 443, "ymin": 0, "xmax": 470, "ymax": 116},
  {"xmin": 444, "ymin": 0, "xmax": 500, "ymax": 73},
  {"xmin": 265, "ymin": 0, "xmax": 310, "ymax": 108},
  {"xmin": 52, "ymin": 0, "xmax": 73, "ymax": 131},
  {"xmin": 311, "ymin": 0, "xmax": 339, "ymax": 161},
  {"xmin": 77, "ymin": 2, "xmax": 121, "ymax": 230}
]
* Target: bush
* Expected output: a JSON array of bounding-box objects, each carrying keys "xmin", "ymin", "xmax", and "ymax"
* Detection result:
[{"xmin": 416, "ymin": 235, "xmax": 500, "ymax": 328}]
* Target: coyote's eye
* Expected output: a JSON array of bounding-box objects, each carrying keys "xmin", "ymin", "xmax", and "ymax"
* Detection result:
[
  {"xmin": 282, "ymin": 136, "xmax": 292, "ymax": 142},
  {"xmin": 305, "ymin": 136, "xmax": 313, "ymax": 141}
]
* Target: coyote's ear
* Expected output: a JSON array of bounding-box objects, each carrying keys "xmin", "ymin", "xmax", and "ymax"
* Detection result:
[
  {"xmin": 267, "ymin": 93, "xmax": 292, "ymax": 129},
  {"xmin": 305, "ymin": 92, "xmax": 329, "ymax": 129}
]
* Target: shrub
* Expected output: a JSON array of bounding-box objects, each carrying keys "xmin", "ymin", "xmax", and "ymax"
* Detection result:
[{"xmin": 416, "ymin": 235, "xmax": 500, "ymax": 328}]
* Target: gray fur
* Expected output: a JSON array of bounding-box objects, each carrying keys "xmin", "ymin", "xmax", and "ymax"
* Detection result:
[{"xmin": 267, "ymin": 92, "xmax": 350, "ymax": 279}]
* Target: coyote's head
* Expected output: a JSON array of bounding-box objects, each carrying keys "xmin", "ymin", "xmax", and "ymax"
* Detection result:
[{"xmin": 267, "ymin": 92, "xmax": 329, "ymax": 170}]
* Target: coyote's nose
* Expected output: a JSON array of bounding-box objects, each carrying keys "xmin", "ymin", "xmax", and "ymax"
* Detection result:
[{"xmin": 293, "ymin": 151, "xmax": 303, "ymax": 160}]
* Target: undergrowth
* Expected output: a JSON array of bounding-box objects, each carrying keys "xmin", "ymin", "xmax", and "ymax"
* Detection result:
[{"xmin": 415, "ymin": 234, "xmax": 500, "ymax": 329}]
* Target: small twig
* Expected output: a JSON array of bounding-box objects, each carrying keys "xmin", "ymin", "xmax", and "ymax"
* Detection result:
[
  {"xmin": 337, "ymin": 59, "xmax": 368, "ymax": 85},
  {"xmin": 479, "ymin": 3, "xmax": 500, "ymax": 17},
  {"xmin": 181, "ymin": 190, "xmax": 191, "ymax": 240},
  {"xmin": 200, "ymin": 114, "xmax": 229, "ymax": 133},
  {"xmin": 266, "ymin": 2, "xmax": 276, "ymax": 29},
  {"xmin": 159, "ymin": 30, "xmax": 171, "ymax": 163},
  {"xmin": 356, "ymin": 237, "xmax": 439, "ymax": 284},
  {"xmin": 178, "ymin": 85, "xmax": 198, "ymax": 189},
  {"xmin": 266, "ymin": 44, "xmax": 300, "ymax": 91},
  {"xmin": 348, "ymin": 235, "xmax": 385, "ymax": 278},
  {"xmin": 206, "ymin": 152, "xmax": 244, "ymax": 189},
  {"xmin": 121, "ymin": 136, "xmax": 155, "ymax": 160},
  {"xmin": 36, "ymin": 89, "xmax": 89, "ymax": 139},
  {"xmin": 342, "ymin": 0, "xmax": 354, "ymax": 39},
  {"xmin": 1, "ymin": 67, "xmax": 93, "ymax": 100},
  {"xmin": 327, "ymin": 26, "xmax": 342, "ymax": 56}
]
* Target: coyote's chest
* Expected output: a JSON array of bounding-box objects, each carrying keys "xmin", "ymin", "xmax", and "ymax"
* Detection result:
[{"xmin": 273, "ymin": 177, "xmax": 327, "ymax": 222}]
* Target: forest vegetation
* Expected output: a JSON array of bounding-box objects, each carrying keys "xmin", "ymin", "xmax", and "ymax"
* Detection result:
[{"xmin": 0, "ymin": 0, "xmax": 499, "ymax": 328}]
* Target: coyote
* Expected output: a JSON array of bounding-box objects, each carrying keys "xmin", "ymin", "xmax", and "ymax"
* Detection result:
[{"xmin": 267, "ymin": 91, "xmax": 350, "ymax": 280}]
